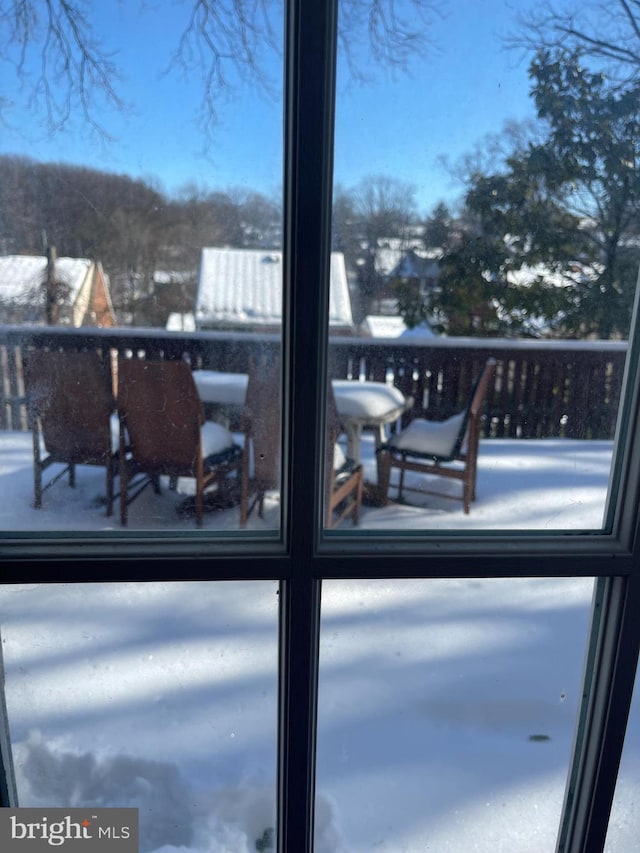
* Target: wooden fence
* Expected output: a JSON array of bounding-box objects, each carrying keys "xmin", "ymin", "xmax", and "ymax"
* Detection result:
[{"xmin": 0, "ymin": 325, "xmax": 629, "ymax": 440}]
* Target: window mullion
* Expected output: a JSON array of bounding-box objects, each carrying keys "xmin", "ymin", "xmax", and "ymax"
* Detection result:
[{"xmin": 280, "ymin": 0, "xmax": 338, "ymax": 852}]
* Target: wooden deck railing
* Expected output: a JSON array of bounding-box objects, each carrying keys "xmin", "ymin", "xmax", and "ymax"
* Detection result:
[{"xmin": 0, "ymin": 325, "xmax": 629, "ymax": 439}]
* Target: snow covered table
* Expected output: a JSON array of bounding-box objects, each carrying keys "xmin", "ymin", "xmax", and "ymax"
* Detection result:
[
  {"xmin": 332, "ymin": 380, "xmax": 413, "ymax": 463},
  {"xmin": 193, "ymin": 371, "xmax": 412, "ymax": 463},
  {"xmin": 192, "ymin": 370, "xmax": 249, "ymax": 428}
]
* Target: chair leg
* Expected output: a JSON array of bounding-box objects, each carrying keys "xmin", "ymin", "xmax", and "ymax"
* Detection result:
[
  {"xmin": 398, "ymin": 463, "xmax": 405, "ymax": 502},
  {"xmin": 377, "ymin": 449, "xmax": 392, "ymax": 505},
  {"xmin": 105, "ymin": 463, "xmax": 114, "ymax": 517},
  {"xmin": 69, "ymin": 463, "xmax": 76, "ymax": 488},
  {"xmin": 31, "ymin": 420, "xmax": 44, "ymax": 509},
  {"xmin": 353, "ymin": 470, "xmax": 363, "ymax": 525},
  {"xmin": 195, "ymin": 480, "xmax": 204, "ymax": 528},
  {"xmin": 240, "ymin": 450, "xmax": 250, "ymax": 527},
  {"xmin": 463, "ymin": 464, "xmax": 472, "ymax": 514},
  {"xmin": 119, "ymin": 459, "xmax": 128, "ymax": 526},
  {"xmin": 469, "ymin": 454, "xmax": 479, "ymax": 502}
]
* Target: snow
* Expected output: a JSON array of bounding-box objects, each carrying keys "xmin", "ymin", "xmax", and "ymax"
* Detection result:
[
  {"xmin": 166, "ymin": 312, "xmax": 196, "ymax": 331},
  {"xmin": 363, "ymin": 315, "xmax": 438, "ymax": 338},
  {"xmin": 0, "ymin": 430, "xmax": 614, "ymax": 532},
  {"xmin": 0, "ymin": 255, "xmax": 92, "ymax": 304},
  {"xmin": 0, "ymin": 431, "xmax": 637, "ymax": 851},
  {"xmin": 195, "ymin": 249, "xmax": 353, "ymax": 330},
  {"xmin": 363, "ymin": 315, "xmax": 407, "ymax": 337}
]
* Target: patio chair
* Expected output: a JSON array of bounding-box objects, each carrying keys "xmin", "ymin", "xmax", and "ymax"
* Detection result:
[
  {"xmin": 240, "ymin": 353, "xmax": 281, "ymax": 526},
  {"xmin": 378, "ymin": 358, "xmax": 496, "ymax": 513},
  {"xmin": 116, "ymin": 359, "xmax": 243, "ymax": 527},
  {"xmin": 23, "ymin": 349, "xmax": 118, "ymax": 514},
  {"xmin": 326, "ymin": 382, "xmax": 363, "ymax": 528}
]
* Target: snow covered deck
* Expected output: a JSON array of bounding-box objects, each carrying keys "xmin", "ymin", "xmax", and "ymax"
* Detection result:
[
  {"xmin": 0, "ymin": 430, "xmax": 614, "ymax": 532},
  {"xmin": 0, "ymin": 433, "xmax": 637, "ymax": 852}
]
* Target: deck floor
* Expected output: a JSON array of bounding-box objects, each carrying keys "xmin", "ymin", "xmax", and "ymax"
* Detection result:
[{"xmin": 0, "ymin": 431, "xmax": 614, "ymax": 533}]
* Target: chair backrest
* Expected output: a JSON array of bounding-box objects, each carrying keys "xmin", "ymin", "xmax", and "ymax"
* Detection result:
[
  {"xmin": 449, "ymin": 357, "xmax": 496, "ymax": 458},
  {"xmin": 24, "ymin": 349, "xmax": 115, "ymax": 464},
  {"xmin": 242, "ymin": 353, "xmax": 281, "ymax": 487},
  {"xmin": 470, "ymin": 358, "xmax": 497, "ymax": 419},
  {"xmin": 117, "ymin": 359, "xmax": 204, "ymax": 474}
]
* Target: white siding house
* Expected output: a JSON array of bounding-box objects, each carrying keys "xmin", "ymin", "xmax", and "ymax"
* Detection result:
[
  {"xmin": 195, "ymin": 248, "xmax": 354, "ymax": 333},
  {"xmin": 0, "ymin": 254, "xmax": 116, "ymax": 326}
]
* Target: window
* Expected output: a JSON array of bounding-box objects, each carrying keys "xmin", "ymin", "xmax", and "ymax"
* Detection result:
[{"xmin": 2, "ymin": 1, "xmax": 640, "ymax": 852}]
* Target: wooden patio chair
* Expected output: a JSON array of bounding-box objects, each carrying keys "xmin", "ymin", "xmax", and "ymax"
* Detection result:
[
  {"xmin": 116, "ymin": 359, "xmax": 243, "ymax": 527},
  {"xmin": 240, "ymin": 354, "xmax": 281, "ymax": 526},
  {"xmin": 326, "ymin": 382, "xmax": 363, "ymax": 528},
  {"xmin": 378, "ymin": 358, "xmax": 496, "ymax": 514},
  {"xmin": 23, "ymin": 349, "xmax": 118, "ymax": 514}
]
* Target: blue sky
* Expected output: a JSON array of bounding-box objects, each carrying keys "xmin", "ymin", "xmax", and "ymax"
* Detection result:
[{"xmin": 0, "ymin": 0, "xmax": 540, "ymax": 214}]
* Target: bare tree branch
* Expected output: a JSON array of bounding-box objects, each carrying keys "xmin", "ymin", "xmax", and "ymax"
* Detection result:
[
  {"xmin": 1, "ymin": 0, "xmax": 440, "ymax": 141},
  {"xmin": 167, "ymin": 0, "xmax": 280, "ymax": 137},
  {"xmin": 508, "ymin": 0, "xmax": 640, "ymax": 85},
  {"xmin": 1, "ymin": 0, "xmax": 125, "ymax": 136},
  {"xmin": 338, "ymin": 0, "xmax": 439, "ymax": 82}
]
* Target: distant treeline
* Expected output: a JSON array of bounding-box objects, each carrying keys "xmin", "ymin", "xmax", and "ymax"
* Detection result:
[{"xmin": 0, "ymin": 155, "xmax": 282, "ymax": 323}]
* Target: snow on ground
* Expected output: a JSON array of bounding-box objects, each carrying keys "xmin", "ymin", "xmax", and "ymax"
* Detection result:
[
  {"xmin": 0, "ymin": 431, "xmax": 616, "ymax": 531},
  {"xmin": 0, "ymin": 431, "xmax": 637, "ymax": 851},
  {"xmin": 1, "ymin": 578, "xmax": 637, "ymax": 852}
]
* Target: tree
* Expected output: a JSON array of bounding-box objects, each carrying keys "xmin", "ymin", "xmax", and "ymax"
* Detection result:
[
  {"xmin": 392, "ymin": 278, "xmax": 432, "ymax": 330},
  {"xmin": 423, "ymin": 202, "xmax": 453, "ymax": 250},
  {"xmin": 331, "ymin": 184, "xmax": 359, "ymax": 265},
  {"xmin": 351, "ymin": 174, "xmax": 418, "ymax": 315},
  {"xmin": 0, "ymin": 0, "xmax": 439, "ymax": 140},
  {"xmin": 527, "ymin": 48, "xmax": 640, "ymax": 336},
  {"xmin": 436, "ymin": 227, "xmax": 512, "ymax": 336},
  {"xmin": 512, "ymin": 0, "xmax": 640, "ymax": 87},
  {"xmin": 433, "ymin": 50, "xmax": 640, "ymax": 338}
]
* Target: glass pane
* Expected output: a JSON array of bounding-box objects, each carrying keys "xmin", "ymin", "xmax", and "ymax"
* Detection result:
[
  {"xmin": 316, "ymin": 577, "xmax": 595, "ymax": 850},
  {"xmin": 605, "ymin": 661, "xmax": 640, "ymax": 851},
  {"xmin": 325, "ymin": 0, "xmax": 637, "ymax": 532},
  {"xmin": 0, "ymin": 1, "xmax": 283, "ymax": 533},
  {"xmin": 0, "ymin": 581, "xmax": 279, "ymax": 851}
]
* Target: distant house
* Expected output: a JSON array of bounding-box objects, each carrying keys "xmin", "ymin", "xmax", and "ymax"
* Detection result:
[
  {"xmin": 0, "ymin": 253, "xmax": 116, "ymax": 327},
  {"xmin": 372, "ymin": 238, "xmax": 429, "ymax": 279},
  {"xmin": 362, "ymin": 315, "xmax": 409, "ymax": 338},
  {"xmin": 388, "ymin": 247, "xmax": 441, "ymax": 293},
  {"xmin": 362, "ymin": 314, "xmax": 437, "ymax": 339},
  {"xmin": 195, "ymin": 248, "xmax": 354, "ymax": 334}
]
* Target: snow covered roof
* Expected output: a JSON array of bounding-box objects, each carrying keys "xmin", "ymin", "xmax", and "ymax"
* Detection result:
[
  {"xmin": 195, "ymin": 248, "xmax": 353, "ymax": 329},
  {"xmin": 0, "ymin": 255, "xmax": 92, "ymax": 302},
  {"xmin": 374, "ymin": 242, "xmax": 441, "ymax": 278},
  {"xmin": 391, "ymin": 250, "xmax": 440, "ymax": 281},
  {"xmin": 364, "ymin": 315, "xmax": 408, "ymax": 337},
  {"xmin": 363, "ymin": 314, "xmax": 439, "ymax": 339},
  {"xmin": 0, "ymin": 255, "xmax": 93, "ymax": 307}
]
